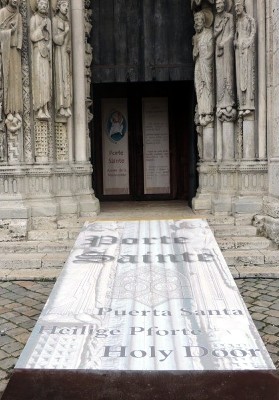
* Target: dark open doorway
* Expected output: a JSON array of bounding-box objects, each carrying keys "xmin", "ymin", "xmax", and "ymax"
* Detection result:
[{"xmin": 91, "ymin": 81, "xmax": 197, "ymax": 203}]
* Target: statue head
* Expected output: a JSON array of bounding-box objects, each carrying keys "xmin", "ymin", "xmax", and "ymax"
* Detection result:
[
  {"xmin": 37, "ymin": 0, "xmax": 49, "ymax": 14},
  {"xmin": 56, "ymin": 0, "xmax": 69, "ymax": 15},
  {"xmin": 215, "ymin": 0, "xmax": 225, "ymax": 13},
  {"xmin": 235, "ymin": 0, "xmax": 245, "ymax": 16},
  {"xmin": 8, "ymin": 0, "xmax": 20, "ymax": 8},
  {"xmin": 194, "ymin": 11, "xmax": 205, "ymax": 33}
]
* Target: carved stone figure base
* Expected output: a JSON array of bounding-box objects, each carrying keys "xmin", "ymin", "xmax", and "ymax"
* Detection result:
[
  {"xmin": 192, "ymin": 161, "xmax": 268, "ymax": 214},
  {"xmin": 0, "ymin": 163, "xmax": 99, "ymax": 233}
]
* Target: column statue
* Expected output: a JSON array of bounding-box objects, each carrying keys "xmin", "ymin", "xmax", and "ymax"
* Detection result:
[
  {"xmin": 234, "ymin": 0, "xmax": 256, "ymax": 116},
  {"xmin": 193, "ymin": 10, "xmax": 214, "ymax": 126},
  {"xmin": 52, "ymin": 0, "xmax": 72, "ymax": 118},
  {"xmin": 214, "ymin": 0, "xmax": 236, "ymax": 122},
  {"xmin": 0, "ymin": 0, "xmax": 23, "ymax": 120},
  {"xmin": 30, "ymin": 0, "xmax": 52, "ymax": 120},
  {"xmin": 191, "ymin": 0, "xmax": 214, "ymax": 11}
]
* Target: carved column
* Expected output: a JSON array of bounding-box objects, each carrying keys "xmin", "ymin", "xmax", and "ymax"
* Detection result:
[
  {"xmin": 71, "ymin": 0, "xmax": 87, "ymax": 162},
  {"xmin": 257, "ymin": 0, "xmax": 267, "ymax": 159},
  {"xmin": 268, "ymin": 0, "xmax": 279, "ymax": 198}
]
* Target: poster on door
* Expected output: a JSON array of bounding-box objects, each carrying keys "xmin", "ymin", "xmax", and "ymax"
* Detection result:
[
  {"xmin": 102, "ymin": 99, "xmax": 130, "ymax": 195},
  {"xmin": 142, "ymin": 98, "xmax": 170, "ymax": 194}
]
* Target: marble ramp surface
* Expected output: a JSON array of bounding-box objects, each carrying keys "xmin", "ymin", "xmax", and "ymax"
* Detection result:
[{"xmin": 16, "ymin": 219, "xmax": 275, "ymax": 371}]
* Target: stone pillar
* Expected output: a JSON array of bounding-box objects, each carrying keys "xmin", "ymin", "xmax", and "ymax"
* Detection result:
[
  {"xmin": 257, "ymin": 0, "xmax": 267, "ymax": 159},
  {"xmin": 203, "ymin": 123, "xmax": 215, "ymax": 160},
  {"xmin": 71, "ymin": 0, "xmax": 88, "ymax": 162},
  {"xmin": 222, "ymin": 122, "xmax": 235, "ymax": 160},
  {"xmin": 268, "ymin": 0, "xmax": 279, "ymax": 197},
  {"xmin": 243, "ymin": 114, "xmax": 255, "ymax": 160},
  {"xmin": 263, "ymin": 0, "xmax": 279, "ymax": 240}
]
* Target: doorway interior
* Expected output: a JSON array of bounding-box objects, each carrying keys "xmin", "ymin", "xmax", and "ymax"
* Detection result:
[{"xmin": 91, "ymin": 81, "xmax": 197, "ymax": 204}]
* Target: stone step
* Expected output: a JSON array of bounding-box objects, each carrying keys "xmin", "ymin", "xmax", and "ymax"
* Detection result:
[
  {"xmin": 230, "ymin": 265, "xmax": 279, "ymax": 279},
  {"xmin": 223, "ymin": 249, "xmax": 265, "ymax": 266},
  {"xmin": 0, "ymin": 240, "xmax": 74, "ymax": 254},
  {"xmin": 0, "ymin": 268, "xmax": 61, "ymax": 281},
  {"xmin": 0, "ymin": 253, "xmax": 69, "ymax": 269},
  {"xmin": 211, "ymin": 225, "xmax": 258, "ymax": 237},
  {"xmin": 28, "ymin": 229, "xmax": 80, "ymax": 242},
  {"xmin": 217, "ymin": 236, "xmax": 272, "ymax": 251}
]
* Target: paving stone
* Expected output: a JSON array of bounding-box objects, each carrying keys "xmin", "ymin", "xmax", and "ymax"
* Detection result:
[
  {"xmin": 263, "ymin": 325, "xmax": 279, "ymax": 335},
  {"xmin": 262, "ymin": 334, "xmax": 279, "ymax": 345},
  {"xmin": 0, "ymin": 357, "xmax": 17, "ymax": 370},
  {"xmin": 251, "ymin": 312, "xmax": 267, "ymax": 321},
  {"xmin": 261, "ymin": 294, "xmax": 278, "ymax": 302},
  {"xmin": 1, "ymin": 342, "xmax": 23, "ymax": 355},
  {"xmin": 0, "ymin": 372, "xmax": 7, "ymax": 380},
  {"xmin": 253, "ymin": 320, "xmax": 266, "ymax": 331},
  {"xmin": 0, "ymin": 350, "xmax": 8, "ymax": 361},
  {"xmin": 265, "ymin": 344, "xmax": 279, "ymax": 355},
  {"xmin": 0, "ymin": 336, "xmax": 14, "ymax": 346},
  {"xmin": 267, "ymin": 310, "xmax": 279, "ymax": 318},
  {"xmin": 264, "ymin": 316, "xmax": 279, "ymax": 325}
]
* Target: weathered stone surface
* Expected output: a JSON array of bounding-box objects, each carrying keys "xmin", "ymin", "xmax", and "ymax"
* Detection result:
[
  {"xmin": 0, "ymin": 268, "xmax": 60, "ymax": 281},
  {"xmin": 223, "ymin": 250, "xmax": 265, "ymax": 266},
  {"xmin": 237, "ymin": 266, "xmax": 279, "ymax": 279},
  {"xmin": 31, "ymin": 217, "xmax": 57, "ymax": 231},
  {"xmin": 42, "ymin": 253, "xmax": 69, "ymax": 268},
  {"xmin": 234, "ymin": 214, "xmax": 254, "ymax": 226},
  {"xmin": 0, "ymin": 220, "xmax": 28, "ymax": 242},
  {"xmin": 57, "ymin": 216, "xmax": 88, "ymax": 229},
  {"xmin": 0, "ymin": 254, "xmax": 43, "ymax": 270},
  {"xmin": 233, "ymin": 237, "xmax": 271, "ymax": 250},
  {"xmin": 212, "ymin": 225, "xmax": 257, "ymax": 237},
  {"xmin": 28, "ymin": 230, "xmax": 69, "ymax": 242},
  {"xmin": 264, "ymin": 216, "xmax": 279, "ymax": 245},
  {"xmin": 37, "ymin": 241, "xmax": 74, "ymax": 253},
  {"xmin": 263, "ymin": 250, "xmax": 279, "ymax": 265}
]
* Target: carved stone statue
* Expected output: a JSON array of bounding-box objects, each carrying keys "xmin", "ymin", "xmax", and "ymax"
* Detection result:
[
  {"xmin": 0, "ymin": 0, "xmax": 23, "ymax": 118},
  {"xmin": 52, "ymin": 0, "xmax": 72, "ymax": 118},
  {"xmin": 193, "ymin": 10, "xmax": 214, "ymax": 126},
  {"xmin": 214, "ymin": 0, "xmax": 236, "ymax": 122},
  {"xmin": 234, "ymin": 0, "xmax": 256, "ymax": 116},
  {"xmin": 191, "ymin": 0, "xmax": 214, "ymax": 11},
  {"xmin": 30, "ymin": 0, "xmax": 51, "ymax": 120}
]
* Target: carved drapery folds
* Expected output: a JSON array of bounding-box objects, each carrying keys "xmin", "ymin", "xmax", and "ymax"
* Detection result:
[
  {"xmin": 0, "ymin": 0, "xmax": 23, "ymax": 163},
  {"xmin": 0, "ymin": 0, "xmax": 75, "ymax": 165},
  {"xmin": 193, "ymin": 10, "xmax": 214, "ymax": 126},
  {"xmin": 52, "ymin": 0, "xmax": 72, "ymax": 119},
  {"xmin": 192, "ymin": 0, "xmax": 257, "ymax": 160},
  {"xmin": 235, "ymin": 0, "xmax": 256, "ymax": 116}
]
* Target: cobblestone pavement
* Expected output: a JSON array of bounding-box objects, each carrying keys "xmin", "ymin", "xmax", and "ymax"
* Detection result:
[{"xmin": 0, "ymin": 278, "xmax": 279, "ymax": 398}]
